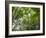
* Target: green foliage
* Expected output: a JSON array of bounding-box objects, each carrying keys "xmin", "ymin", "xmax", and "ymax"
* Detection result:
[{"xmin": 12, "ymin": 7, "xmax": 40, "ymax": 31}]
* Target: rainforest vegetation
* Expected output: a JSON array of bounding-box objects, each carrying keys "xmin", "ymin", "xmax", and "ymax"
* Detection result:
[{"xmin": 12, "ymin": 7, "xmax": 40, "ymax": 31}]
